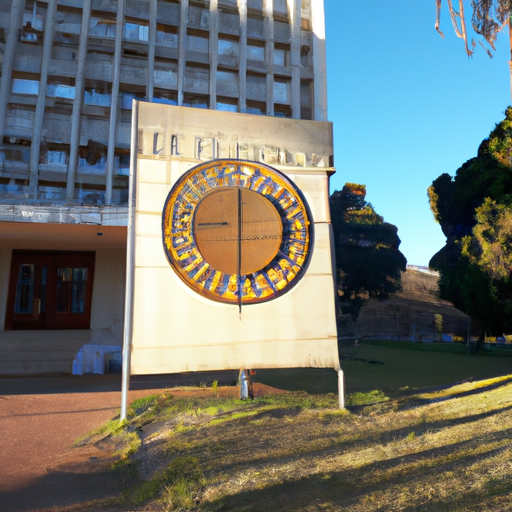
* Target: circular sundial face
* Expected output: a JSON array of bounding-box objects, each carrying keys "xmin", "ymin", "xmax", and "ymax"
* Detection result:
[
  {"xmin": 162, "ymin": 160, "xmax": 312, "ymax": 305},
  {"xmin": 194, "ymin": 187, "xmax": 283, "ymax": 275}
]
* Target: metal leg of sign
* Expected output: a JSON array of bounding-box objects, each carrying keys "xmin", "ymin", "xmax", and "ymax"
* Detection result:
[
  {"xmin": 239, "ymin": 369, "xmax": 253, "ymax": 400},
  {"xmin": 338, "ymin": 369, "xmax": 345, "ymax": 409},
  {"xmin": 120, "ymin": 101, "xmax": 138, "ymax": 423}
]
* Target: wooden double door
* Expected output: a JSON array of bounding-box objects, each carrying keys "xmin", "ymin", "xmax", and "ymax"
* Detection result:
[{"xmin": 5, "ymin": 251, "xmax": 95, "ymax": 330}]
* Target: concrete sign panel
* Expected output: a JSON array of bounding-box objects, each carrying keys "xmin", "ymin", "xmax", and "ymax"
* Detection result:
[{"xmin": 127, "ymin": 102, "xmax": 339, "ymax": 374}]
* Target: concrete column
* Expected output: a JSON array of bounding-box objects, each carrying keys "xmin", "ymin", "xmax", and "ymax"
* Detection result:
[
  {"xmin": 238, "ymin": 0, "xmax": 247, "ymax": 113},
  {"xmin": 177, "ymin": 0, "xmax": 189, "ymax": 106},
  {"xmin": 263, "ymin": 0, "xmax": 274, "ymax": 116},
  {"xmin": 0, "ymin": 0, "xmax": 26, "ymax": 144},
  {"xmin": 288, "ymin": 0, "xmax": 301, "ymax": 119},
  {"xmin": 209, "ymin": 0, "xmax": 219, "ymax": 109},
  {"xmin": 66, "ymin": 0, "xmax": 92, "ymax": 203},
  {"xmin": 105, "ymin": 0, "xmax": 125, "ymax": 205},
  {"xmin": 29, "ymin": 0, "xmax": 58, "ymax": 199},
  {"xmin": 310, "ymin": 0, "xmax": 328, "ymax": 121},
  {"xmin": 147, "ymin": 0, "xmax": 157, "ymax": 102}
]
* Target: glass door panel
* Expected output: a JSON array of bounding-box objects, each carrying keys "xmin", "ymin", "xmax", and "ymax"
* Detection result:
[{"xmin": 14, "ymin": 264, "xmax": 35, "ymax": 314}]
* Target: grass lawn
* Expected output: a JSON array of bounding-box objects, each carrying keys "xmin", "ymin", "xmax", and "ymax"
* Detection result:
[
  {"xmin": 253, "ymin": 340, "xmax": 512, "ymax": 398},
  {"xmin": 70, "ymin": 341, "xmax": 512, "ymax": 511},
  {"xmin": 82, "ymin": 373, "xmax": 512, "ymax": 512}
]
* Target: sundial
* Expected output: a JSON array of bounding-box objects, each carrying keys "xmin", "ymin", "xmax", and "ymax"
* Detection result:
[{"xmin": 162, "ymin": 160, "xmax": 312, "ymax": 310}]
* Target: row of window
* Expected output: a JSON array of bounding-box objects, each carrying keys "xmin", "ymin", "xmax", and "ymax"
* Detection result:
[
  {"xmin": 2, "ymin": 144, "xmax": 130, "ymax": 176},
  {"xmin": 0, "ymin": 180, "xmax": 128, "ymax": 204},
  {"xmin": 12, "ymin": 76, "xmax": 308, "ymax": 107},
  {"xmin": 22, "ymin": 9, "xmax": 307, "ymax": 65},
  {"xmin": 12, "ymin": 80, "xmax": 112, "ymax": 105}
]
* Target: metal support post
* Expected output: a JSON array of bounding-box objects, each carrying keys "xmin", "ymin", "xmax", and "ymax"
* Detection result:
[
  {"xmin": 338, "ymin": 369, "xmax": 345, "ymax": 409},
  {"xmin": 239, "ymin": 369, "xmax": 254, "ymax": 400}
]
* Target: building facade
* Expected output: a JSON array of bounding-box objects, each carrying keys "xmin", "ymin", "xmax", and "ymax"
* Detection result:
[{"xmin": 0, "ymin": 0, "xmax": 330, "ymax": 375}]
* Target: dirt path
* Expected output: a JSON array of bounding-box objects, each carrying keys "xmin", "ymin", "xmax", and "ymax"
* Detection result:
[
  {"xmin": 0, "ymin": 387, "xmax": 158, "ymax": 511},
  {"xmin": 0, "ymin": 374, "xmax": 272, "ymax": 512}
]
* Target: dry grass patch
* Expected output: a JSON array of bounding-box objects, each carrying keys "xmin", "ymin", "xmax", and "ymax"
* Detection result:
[{"xmin": 83, "ymin": 381, "xmax": 512, "ymax": 511}]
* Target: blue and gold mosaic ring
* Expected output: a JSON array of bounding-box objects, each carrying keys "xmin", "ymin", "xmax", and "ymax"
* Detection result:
[{"xmin": 162, "ymin": 160, "xmax": 312, "ymax": 305}]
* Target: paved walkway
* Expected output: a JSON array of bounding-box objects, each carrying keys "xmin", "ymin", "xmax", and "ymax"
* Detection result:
[{"xmin": 0, "ymin": 372, "xmax": 237, "ymax": 512}]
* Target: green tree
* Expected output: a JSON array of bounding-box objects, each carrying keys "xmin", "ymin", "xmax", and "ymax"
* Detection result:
[
  {"xmin": 428, "ymin": 108, "xmax": 512, "ymax": 335},
  {"xmin": 462, "ymin": 198, "xmax": 512, "ymax": 280},
  {"xmin": 330, "ymin": 184, "xmax": 407, "ymax": 320}
]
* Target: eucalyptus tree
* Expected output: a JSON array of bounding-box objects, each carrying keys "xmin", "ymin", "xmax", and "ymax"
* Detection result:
[{"xmin": 435, "ymin": 0, "xmax": 512, "ymax": 97}]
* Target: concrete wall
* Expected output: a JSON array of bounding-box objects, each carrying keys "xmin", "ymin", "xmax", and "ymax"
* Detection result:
[
  {"xmin": 90, "ymin": 248, "xmax": 126, "ymax": 345},
  {"xmin": 0, "ymin": 330, "xmax": 92, "ymax": 376}
]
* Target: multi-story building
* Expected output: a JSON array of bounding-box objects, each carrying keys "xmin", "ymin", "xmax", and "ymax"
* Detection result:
[{"xmin": 0, "ymin": 0, "xmax": 330, "ymax": 375}]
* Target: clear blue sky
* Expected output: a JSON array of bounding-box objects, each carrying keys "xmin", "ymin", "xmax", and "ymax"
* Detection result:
[{"xmin": 324, "ymin": 1, "xmax": 510, "ymax": 267}]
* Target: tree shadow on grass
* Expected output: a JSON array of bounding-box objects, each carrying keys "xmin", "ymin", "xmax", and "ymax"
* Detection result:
[
  {"xmin": 425, "ymin": 482, "xmax": 512, "ymax": 512},
  {"xmin": 195, "ymin": 402, "xmax": 512, "ymax": 479},
  {"xmin": 425, "ymin": 375, "xmax": 512, "ymax": 403},
  {"xmin": 205, "ymin": 433, "xmax": 512, "ymax": 512},
  {"xmin": 347, "ymin": 375, "xmax": 512, "ymax": 413},
  {"xmin": 0, "ymin": 457, "xmax": 135, "ymax": 512}
]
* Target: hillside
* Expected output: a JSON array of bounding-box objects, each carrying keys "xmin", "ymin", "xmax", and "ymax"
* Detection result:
[
  {"xmin": 339, "ymin": 266, "xmax": 476, "ymax": 341},
  {"xmin": 71, "ymin": 375, "xmax": 512, "ymax": 511}
]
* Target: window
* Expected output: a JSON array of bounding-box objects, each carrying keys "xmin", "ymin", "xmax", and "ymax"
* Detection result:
[
  {"xmin": 84, "ymin": 88, "xmax": 111, "ymax": 107},
  {"xmin": 47, "ymin": 83, "xmax": 76, "ymax": 100},
  {"xmin": 156, "ymin": 24, "xmax": 178, "ymax": 46},
  {"xmin": 46, "ymin": 150, "xmax": 67, "ymax": 165},
  {"xmin": 120, "ymin": 91, "xmax": 146, "ymax": 110},
  {"xmin": 217, "ymin": 97, "xmax": 238, "ymax": 112},
  {"xmin": 5, "ymin": 251, "xmax": 95, "ymax": 330},
  {"xmin": 20, "ymin": 9, "xmax": 43, "ymax": 42},
  {"xmin": 274, "ymin": 44, "xmax": 290, "ymax": 67},
  {"xmin": 183, "ymin": 94, "xmax": 209, "ymax": 109},
  {"xmin": 247, "ymin": 40, "xmax": 265, "ymax": 61},
  {"xmin": 116, "ymin": 153, "xmax": 130, "ymax": 176},
  {"xmin": 124, "ymin": 22, "xmax": 149, "ymax": 42},
  {"xmin": 90, "ymin": 19, "xmax": 116, "ymax": 39},
  {"xmin": 23, "ymin": 11, "xmax": 43, "ymax": 31},
  {"xmin": 186, "ymin": 30, "xmax": 209, "ymax": 53},
  {"xmin": 12, "ymin": 78, "xmax": 40, "ymax": 95},
  {"xmin": 218, "ymin": 37, "xmax": 239, "ymax": 57},
  {"xmin": 273, "ymin": 79, "xmax": 290, "ymax": 104}
]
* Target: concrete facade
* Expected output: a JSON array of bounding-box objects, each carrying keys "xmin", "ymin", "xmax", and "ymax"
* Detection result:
[{"xmin": 0, "ymin": 0, "xmax": 331, "ymax": 375}]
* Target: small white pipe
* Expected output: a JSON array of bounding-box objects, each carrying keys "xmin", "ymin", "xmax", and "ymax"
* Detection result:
[{"xmin": 338, "ymin": 369, "xmax": 345, "ymax": 409}]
